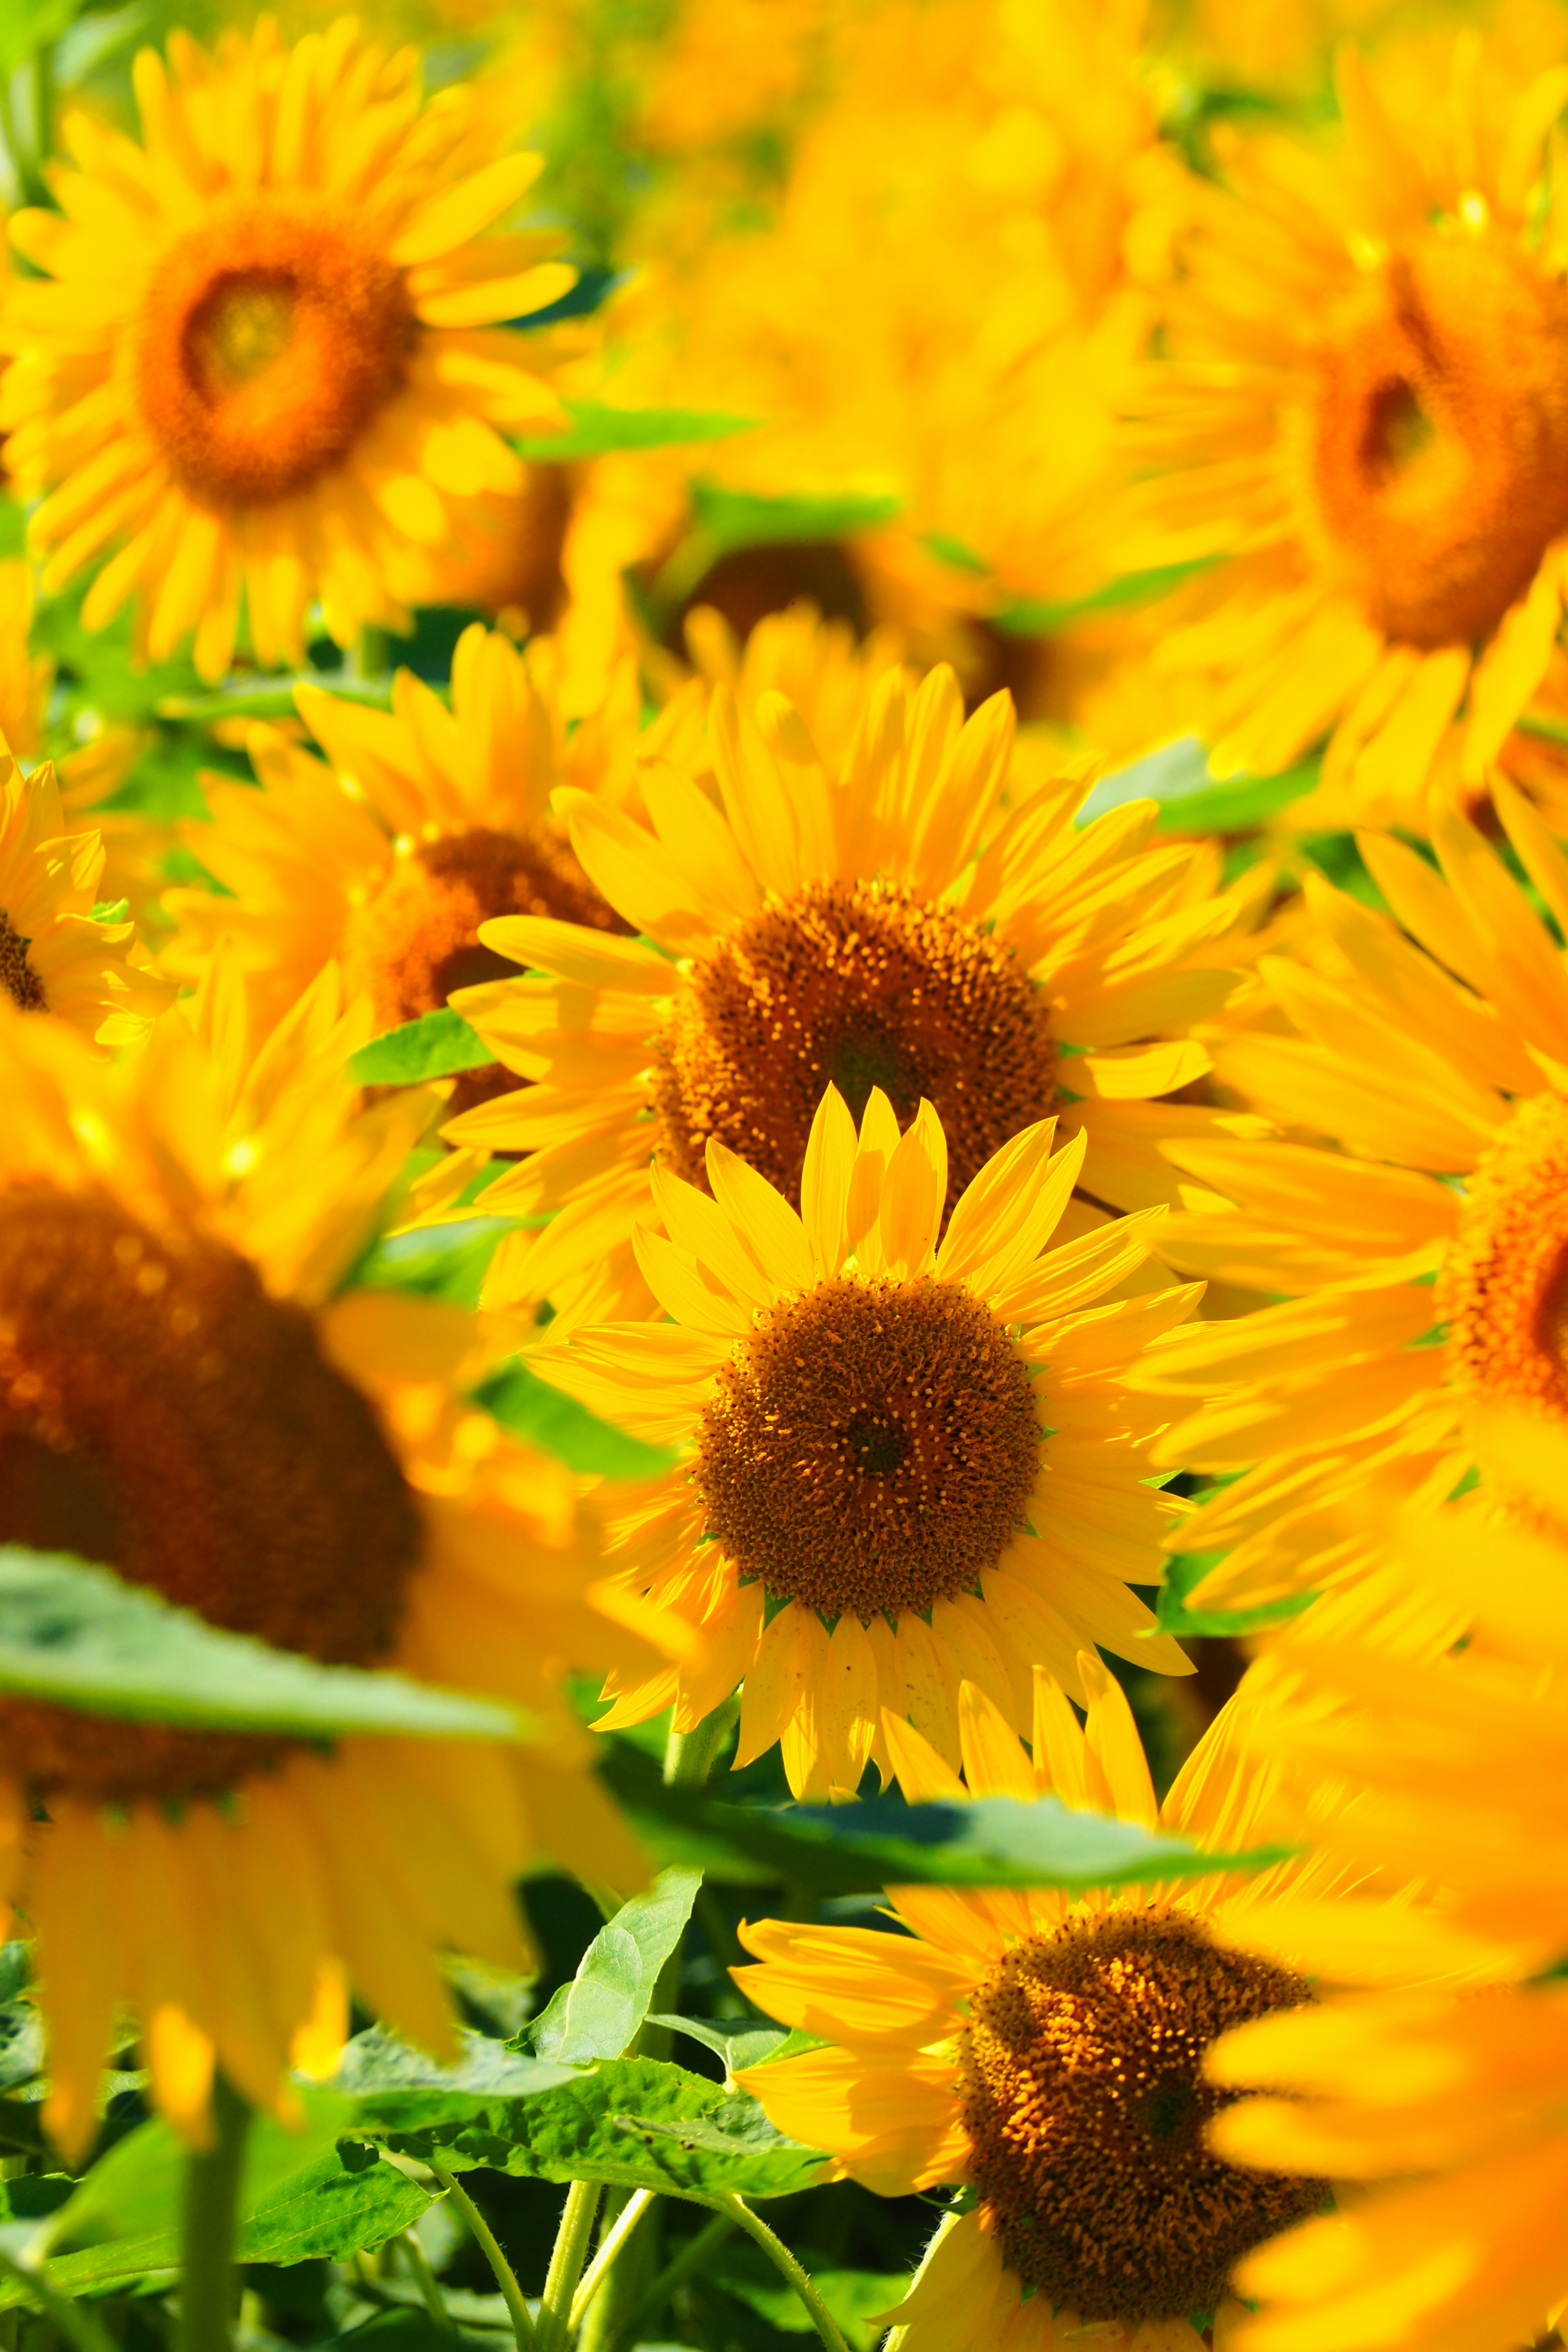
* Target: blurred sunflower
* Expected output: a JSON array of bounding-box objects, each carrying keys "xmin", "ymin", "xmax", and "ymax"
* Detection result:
[
  {"xmin": 532, "ymin": 1082, "xmax": 1198, "ymax": 1796},
  {"xmin": 1129, "ymin": 787, "xmax": 1568, "ymax": 1618},
  {"xmin": 734, "ymin": 1660, "xmax": 1400, "ymax": 2350},
  {"xmin": 162, "ymin": 623, "xmax": 649, "ymax": 1133},
  {"xmin": 449, "ymin": 653, "xmax": 1261, "ymax": 1321},
  {"xmin": 0, "ymin": 973, "xmax": 667, "ymax": 2158},
  {"xmin": 0, "ymin": 17, "xmax": 571, "ymax": 683},
  {"xmin": 0, "ymin": 738, "xmax": 172, "ymax": 1046},
  {"xmin": 1125, "ymin": 38, "xmax": 1568, "ymax": 815},
  {"xmin": 1202, "ymin": 1417, "xmax": 1568, "ymax": 2352}
]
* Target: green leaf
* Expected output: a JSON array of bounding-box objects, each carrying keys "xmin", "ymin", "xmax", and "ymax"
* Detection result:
[
  {"xmin": 710, "ymin": 2247, "xmax": 910, "ymax": 2350},
  {"xmin": 690, "ymin": 482, "xmax": 903, "ymax": 554},
  {"xmin": 514, "ymin": 401, "xmax": 759, "ymax": 460},
  {"xmin": 644, "ymin": 2016, "xmax": 790, "ymax": 2077},
  {"xmin": 153, "ymin": 675, "xmax": 394, "ymax": 724},
  {"xmin": 0, "ymin": 2000, "xmax": 42, "ymax": 2096},
  {"xmin": 478, "ymin": 1361, "xmax": 676, "ymax": 1481},
  {"xmin": 598, "ymin": 1736, "xmax": 1286, "ymax": 1893},
  {"xmin": 334, "ymin": 2025, "xmax": 586, "ymax": 2134},
  {"xmin": 1155, "ymin": 1550, "xmax": 1317, "ymax": 1639},
  {"xmin": 381, "ymin": 2055, "xmax": 826, "ymax": 2201},
  {"xmin": 993, "ymin": 557, "xmax": 1214, "ymax": 637},
  {"xmin": 1077, "ymin": 739, "xmax": 1318, "ymax": 836},
  {"xmin": 0, "ymin": 1547, "xmax": 522, "ymax": 1741},
  {"xmin": 348, "ymin": 1008, "xmax": 496, "ymax": 1086},
  {"xmin": 0, "ymin": 0, "xmax": 83, "ymax": 74},
  {"xmin": 528, "ymin": 1869, "xmax": 702, "ymax": 2063}
]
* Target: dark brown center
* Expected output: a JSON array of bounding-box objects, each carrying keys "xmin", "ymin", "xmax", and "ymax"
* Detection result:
[{"xmin": 0, "ymin": 914, "xmax": 45, "ymax": 1012}]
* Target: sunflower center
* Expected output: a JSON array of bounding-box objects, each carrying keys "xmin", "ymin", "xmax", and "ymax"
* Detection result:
[
  {"xmin": 0, "ymin": 1183, "xmax": 423, "ymax": 1804},
  {"xmin": 958, "ymin": 1910, "xmax": 1323, "ymax": 2323},
  {"xmin": 345, "ymin": 824, "xmax": 628, "ymax": 1117},
  {"xmin": 134, "ymin": 194, "xmax": 417, "ymax": 509},
  {"xmin": 1439, "ymin": 1088, "xmax": 1568, "ymax": 1416},
  {"xmin": 1312, "ymin": 233, "xmax": 1568, "ymax": 648},
  {"xmin": 652, "ymin": 880, "xmax": 1057, "ymax": 1223},
  {"xmin": 0, "ymin": 915, "xmax": 45, "ymax": 1012},
  {"xmin": 691, "ymin": 1273, "xmax": 1040, "ymax": 1619}
]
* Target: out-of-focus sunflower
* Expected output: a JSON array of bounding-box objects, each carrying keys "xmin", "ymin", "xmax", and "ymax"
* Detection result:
[
  {"xmin": 0, "ymin": 17, "xmax": 571, "ymax": 684},
  {"xmin": 0, "ymin": 972, "xmax": 668, "ymax": 2158},
  {"xmin": 162, "ymin": 623, "xmax": 650, "ymax": 1101},
  {"xmin": 1122, "ymin": 37, "xmax": 1568, "ymax": 818},
  {"xmin": 448, "ymin": 649, "xmax": 1262, "ymax": 1322},
  {"xmin": 1128, "ymin": 786, "xmax": 1568, "ymax": 1618},
  {"xmin": 532, "ymin": 1083, "xmax": 1199, "ymax": 1796},
  {"xmin": 734, "ymin": 1661, "xmax": 1406, "ymax": 2350},
  {"xmin": 0, "ymin": 736, "xmax": 172, "ymax": 1046},
  {"xmin": 1202, "ymin": 1417, "xmax": 1568, "ymax": 2352}
]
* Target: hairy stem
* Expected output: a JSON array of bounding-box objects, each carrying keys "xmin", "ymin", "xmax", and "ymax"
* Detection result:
[
  {"xmin": 535, "ymin": 2180, "xmax": 601, "ymax": 2352},
  {"xmin": 568, "ymin": 2189, "xmax": 655, "ymax": 2331},
  {"xmin": 608, "ymin": 2209, "xmax": 735, "ymax": 2352},
  {"xmin": 699, "ymin": 2193, "xmax": 851, "ymax": 2352},
  {"xmin": 427, "ymin": 2160, "xmax": 535, "ymax": 2350}
]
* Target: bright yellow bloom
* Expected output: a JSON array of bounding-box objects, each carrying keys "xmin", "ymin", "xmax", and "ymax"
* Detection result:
[
  {"xmin": 1200, "ymin": 1419, "xmax": 1568, "ymax": 2352},
  {"xmin": 450, "ymin": 650, "xmax": 1261, "ymax": 1324},
  {"xmin": 1130, "ymin": 785, "xmax": 1568, "ymax": 1619},
  {"xmin": 0, "ymin": 18, "xmax": 570, "ymax": 683},
  {"xmin": 735, "ymin": 1662, "xmax": 1388, "ymax": 2350},
  {"xmin": 0, "ymin": 738, "xmax": 172, "ymax": 1046},
  {"xmin": 1123, "ymin": 38, "xmax": 1568, "ymax": 820},
  {"xmin": 0, "ymin": 973, "xmax": 670, "ymax": 2158},
  {"xmin": 531, "ymin": 1082, "xmax": 1199, "ymax": 1797}
]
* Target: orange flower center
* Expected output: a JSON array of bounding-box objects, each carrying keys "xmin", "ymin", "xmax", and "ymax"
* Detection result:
[
  {"xmin": 1312, "ymin": 232, "xmax": 1568, "ymax": 648},
  {"xmin": 134, "ymin": 194, "xmax": 417, "ymax": 510},
  {"xmin": 345, "ymin": 824, "xmax": 628, "ymax": 1117},
  {"xmin": 0, "ymin": 1184, "xmax": 422, "ymax": 1803},
  {"xmin": 692, "ymin": 1273, "xmax": 1039, "ymax": 1619},
  {"xmin": 653, "ymin": 880, "xmax": 1056, "ymax": 1221},
  {"xmin": 1441, "ymin": 1088, "xmax": 1568, "ymax": 1415},
  {"xmin": 0, "ymin": 916, "xmax": 44, "ymax": 1012},
  {"xmin": 960, "ymin": 1910, "xmax": 1321, "ymax": 2322}
]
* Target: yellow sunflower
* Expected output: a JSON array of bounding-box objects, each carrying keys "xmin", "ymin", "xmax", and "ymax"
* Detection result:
[
  {"xmin": 448, "ymin": 651, "xmax": 1262, "ymax": 1322},
  {"xmin": 529, "ymin": 1082, "xmax": 1198, "ymax": 1795},
  {"xmin": 1128, "ymin": 784, "xmax": 1568, "ymax": 1618},
  {"xmin": 0, "ymin": 971, "xmax": 670, "ymax": 2159},
  {"xmin": 733, "ymin": 1659, "xmax": 1400, "ymax": 2352},
  {"xmin": 1199, "ymin": 1417, "xmax": 1568, "ymax": 2352},
  {"xmin": 0, "ymin": 17, "xmax": 571, "ymax": 684},
  {"xmin": 1123, "ymin": 36, "xmax": 1568, "ymax": 817},
  {"xmin": 0, "ymin": 738, "xmax": 172, "ymax": 1046}
]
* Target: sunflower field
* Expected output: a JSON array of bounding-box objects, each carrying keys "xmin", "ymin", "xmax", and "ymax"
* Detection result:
[{"xmin": 0, "ymin": 0, "xmax": 1567, "ymax": 2349}]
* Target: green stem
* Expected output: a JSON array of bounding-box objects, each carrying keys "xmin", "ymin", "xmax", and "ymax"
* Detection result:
[
  {"xmin": 661, "ymin": 1693, "xmax": 739, "ymax": 1791},
  {"xmin": 178, "ymin": 2075, "xmax": 251, "ymax": 2352},
  {"xmin": 567, "ymin": 2189, "xmax": 654, "ymax": 2331},
  {"xmin": 699, "ymin": 2194, "xmax": 851, "ymax": 2352},
  {"xmin": 427, "ymin": 2160, "xmax": 535, "ymax": 2351},
  {"xmin": 879, "ymin": 2205, "xmax": 964, "ymax": 2352},
  {"xmin": 398, "ymin": 2230, "xmax": 454, "ymax": 2332},
  {"xmin": 535, "ymin": 2180, "xmax": 600, "ymax": 2352},
  {"xmin": 607, "ymin": 2210, "xmax": 735, "ymax": 2352},
  {"xmin": 0, "ymin": 2245, "xmax": 116, "ymax": 2352}
]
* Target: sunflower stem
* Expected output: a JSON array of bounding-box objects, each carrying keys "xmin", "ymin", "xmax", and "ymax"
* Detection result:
[
  {"xmin": 177, "ymin": 2074, "xmax": 251, "ymax": 2352},
  {"xmin": 567, "ymin": 2189, "xmax": 655, "ymax": 2331},
  {"xmin": 428, "ymin": 2160, "xmax": 535, "ymax": 2350},
  {"xmin": 604, "ymin": 2209, "xmax": 734, "ymax": 2352},
  {"xmin": 661, "ymin": 1693, "xmax": 739, "ymax": 1790},
  {"xmin": 535, "ymin": 2180, "xmax": 600, "ymax": 2352},
  {"xmin": 697, "ymin": 2194, "xmax": 851, "ymax": 2352},
  {"xmin": 398, "ymin": 2228, "xmax": 454, "ymax": 2332}
]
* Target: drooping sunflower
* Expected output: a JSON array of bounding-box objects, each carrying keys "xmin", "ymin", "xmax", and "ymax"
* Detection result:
[
  {"xmin": 531, "ymin": 1082, "xmax": 1198, "ymax": 1795},
  {"xmin": 1130, "ymin": 785, "xmax": 1568, "ymax": 1619},
  {"xmin": 733, "ymin": 1660, "xmax": 1402, "ymax": 2352},
  {"xmin": 1201, "ymin": 1418, "xmax": 1568, "ymax": 2352},
  {"xmin": 163, "ymin": 622, "xmax": 646, "ymax": 1116},
  {"xmin": 0, "ymin": 973, "xmax": 667, "ymax": 2158},
  {"xmin": 0, "ymin": 18, "xmax": 572, "ymax": 684},
  {"xmin": 449, "ymin": 652, "xmax": 1261, "ymax": 1321},
  {"xmin": 1123, "ymin": 38, "xmax": 1568, "ymax": 818},
  {"xmin": 0, "ymin": 741, "xmax": 172, "ymax": 1046}
]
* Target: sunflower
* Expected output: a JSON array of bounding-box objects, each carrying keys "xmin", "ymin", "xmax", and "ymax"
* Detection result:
[
  {"xmin": 1198, "ymin": 1418, "xmax": 1568, "ymax": 2352},
  {"xmin": 732, "ymin": 1658, "xmax": 1406, "ymax": 2351},
  {"xmin": 0, "ymin": 740, "xmax": 172, "ymax": 1047},
  {"xmin": 1123, "ymin": 37, "xmax": 1568, "ymax": 818},
  {"xmin": 0, "ymin": 17, "xmax": 571, "ymax": 684},
  {"xmin": 1127, "ymin": 784, "xmax": 1568, "ymax": 1619},
  {"xmin": 162, "ymin": 621, "xmax": 649, "ymax": 1134},
  {"xmin": 448, "ymin": 648, "xmax": 1262, "ymax": 1323},
  {"xmin": 528, "ymin": 1081, "xmax": 1200, "ymax": 1795},
  {"xmin": 0, "ymin": 972, "xmax": 668, "ymax": 2159}
]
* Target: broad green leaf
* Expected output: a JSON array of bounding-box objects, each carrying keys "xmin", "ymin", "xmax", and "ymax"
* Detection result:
[
  {"xmin": 690, "ymin": 482, "xmax": 902, "ymax": 555},
  {"xmin": 335, "ymin": 2025, "xmax": 585, "ymax": 2133},
  {"xmin": 993, "ymin": 557, "xmax": 1214, "ymax": 637},
  {"xmin": 711, "ymin": 2246, "xmax": 911, "ymax": 2350},
  {"xmin": 1156, "ymin": 1549, "xmax": 1316, "ymax": 1639},
  {"xmin": 0, "ymin": 2001, "xmax": 42, "ymax": 2096},
  {"xmin": 479, "ymin": 1361, "xmax": 676, "ymax": 1480},
  {"xmin": 645, "ymin": 2016, "xmax": 789, "ymax": 2078},
  {"xmin": 514, "ymin": 401, "xmax": 757, "ymax": 460},
  {"xmin": 0, "ymin": 1548, "xmax": 522, "ymax": 1741},
  {"xmin": 349, "ymin": 1008, "xmax": 495, "ymax": 1086},
  {"xmin": 1077, "ymin": 739, "xmax": 1318, "ymax": 836},
  {"xmin": 381, "ymin": 2055, "xmax": 827, "ymax": 2200},
  {"xmin": 528, "ymin": 1869, "xmax": 702, "ymax": 2063},
  {"xmin": 0, "ymin": 0, "xmax": 83, "ymax": 74},
  {"xmin": 598, "ymin": 1736, "xmax": 1286, "ymax": 1893}
]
